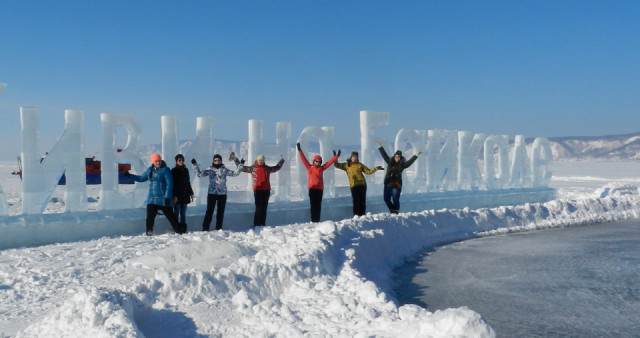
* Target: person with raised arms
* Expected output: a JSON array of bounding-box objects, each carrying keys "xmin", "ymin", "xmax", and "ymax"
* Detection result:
[
  {"xmin": 236, "ymin": 154, "xmax": 284, "ymax": 227},
  {"xmin": 297, "ymin": 142, "xmax": 340, "ymax": 222},
  {"xmin": 192, "ymin": 154, "xmax": 244, "ymax": 231},
  {"xmin": 377, "ymin": 139, "xmax": 421, "ymax": 214},
  {"xmin": 333, "ymin": 150, "xmax": 383, "ymax": 216}
]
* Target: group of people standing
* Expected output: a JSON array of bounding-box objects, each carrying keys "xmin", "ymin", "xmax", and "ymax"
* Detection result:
[{"xmin": 127, "ymin": 140, "xmax": 421, "ymax": 235}]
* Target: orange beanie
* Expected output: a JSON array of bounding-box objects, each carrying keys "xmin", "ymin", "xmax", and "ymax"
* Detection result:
[{"xmin": 151, "ymin": 153, "xmax": 162, "ymax": 162}]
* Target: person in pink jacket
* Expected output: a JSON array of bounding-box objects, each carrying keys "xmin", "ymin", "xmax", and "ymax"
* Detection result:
[{"xmin": 297, "ymin": 142, "xmax": 340, "ymax": 222}]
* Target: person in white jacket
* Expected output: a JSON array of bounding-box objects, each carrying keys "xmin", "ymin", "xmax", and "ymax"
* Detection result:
[{"xmin": 192, "ymin": 154, "xmax": 244, "ymax": 231}]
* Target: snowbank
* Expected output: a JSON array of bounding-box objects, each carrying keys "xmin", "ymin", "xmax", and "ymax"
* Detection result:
[{"xmin": 6, "ymin": 183, "xmax": 640, "ymax": 337}]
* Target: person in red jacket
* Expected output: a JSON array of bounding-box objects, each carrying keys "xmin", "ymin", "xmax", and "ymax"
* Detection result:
[
  {"xmin": 238, "ymin": 154, "xmax": 285, "ymax": 226},
  {"xmin": 297, "ymin": 142, "xmax": 340, "ymax": 222}
]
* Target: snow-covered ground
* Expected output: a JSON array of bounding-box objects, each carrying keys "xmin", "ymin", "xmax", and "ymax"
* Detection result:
[{"xmin": 1, "ymin": 160, "xmax": 640, "ymax": 337}]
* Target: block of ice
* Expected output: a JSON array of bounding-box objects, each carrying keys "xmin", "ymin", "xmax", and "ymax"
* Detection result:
[
  {"xmin": 427, "ymin": 129, "xmax": 458, "ymax": 191},
  {"xmin": 184, "ymin": 117, "xmax": 214, "ymax": 206},
  {"xmin": 509, "ymin": 135, "xmax": 532, "ymax": 188},
  {"xmin": 457, "ymin": 131, "xmax": 486, "ymax": 190},
  {"xmin": 99, "ymin": 113, "xmax": 146, "ymax": 210},
  {"xmin": 483, "ymin": 135, "xmax": 509, "ymax": 190}
]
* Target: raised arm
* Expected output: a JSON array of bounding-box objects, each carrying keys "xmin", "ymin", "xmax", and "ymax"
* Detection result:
[
  {"xmin": 228, "ymin": 162, "xmax": 244, "ymax": 177},
  {"xmin": 298, "ymin": 144, "xmax": 311, "ymax": 170},
  {"xmin": 269, "ymin": 156, "xmax": 285, "ymax": 173},
  {"xmin": 378, "ymin": 143, "xmax": 391, "ymax": 165},
  {"xmin": 403, "ymin": 151, "xmax": 421, "ymax": 169},
  {"xmin": 191, "ymin": 159, "xmax": 208, "ymax": 177}
]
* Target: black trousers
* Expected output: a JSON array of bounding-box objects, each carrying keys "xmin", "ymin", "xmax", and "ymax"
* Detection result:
[
  {"xmin": 254, "ymin": 190, "xmax": 271, "ymax": 226},
  {"xmin": 309, "ymin": 188, "xmax": 323, "ymax": 222},
  {"xmin": 350, "ymin": 185, "xmax": 367, "ymax": 216},
  {"xmin": 146, "ymin": 204, "xmax": 183, "ymax": 233},
  {"xmin": 203, "ymin": 194, "xmax": 227, "ymax": 231}
]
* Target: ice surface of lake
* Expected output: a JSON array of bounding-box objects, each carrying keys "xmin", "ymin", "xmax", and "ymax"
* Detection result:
[{"xmin": 396, "ymin": 214, "xmax": 640, "ymax": 336}]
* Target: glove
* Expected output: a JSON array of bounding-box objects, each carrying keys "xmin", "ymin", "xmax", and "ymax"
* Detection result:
[
  {"xmin": 240, "ymin": 158, "xmax": 245, "ymax": 164},
  {"xmin": 332, "ymin": 150, "xmax": 336, "ymax": 156},
  {"xmin": 191, "ymin": 158, "xmax": 197, "ymax": 165},
  {"xmin": 337, "ymin": 150, "xmax": 341, "ymax": 157},
  {"xmin": 296, "ymin": 142, "xmax": 301, "ymax": 151},
  {"xmin": 376, "ymin": 166, "xmax": 384, "ymax": 170},
  {"xmin": 123, "ymin": 171, "xmax": 131, "ymax": 178},
  {"xmin": 164, "ymin": 198, "xmax": 170, "ymax": 206}
]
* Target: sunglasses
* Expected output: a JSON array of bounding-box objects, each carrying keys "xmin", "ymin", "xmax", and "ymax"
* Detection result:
[{"xmin": 314, "ymin": 160, "xmax": 321, "ymax": 163}]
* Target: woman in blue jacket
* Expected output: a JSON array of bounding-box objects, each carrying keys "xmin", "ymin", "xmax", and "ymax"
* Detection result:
[{"xmin": 125, "ymin": 153, "xmax": 185, "ymax": 235}]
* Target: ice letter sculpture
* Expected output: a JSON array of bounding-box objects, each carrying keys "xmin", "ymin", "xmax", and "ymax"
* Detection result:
[
  {"xmin": 161, "ymin": 116, "xmax": 180, "ymax": 163},
  {"xmin": 531, "ymin": 137, "xmax": 553, "ymax": 187},
  {"xmin": 100, "ymin": 113, "xmax": 147, "ymax": 210},
  {"xmin": 295, "ymin": 126, "xmax": 335, "ymax": 199},
  {"xmin": 427, "ymin": 130, "xmax": 458, "ymax": 191},
  {"xmin": 457, "ymin": 131, "xmax": 486, "ymax": 190},
  {"xmin": 360, "ymin": 111, "xmax": 389, "ymax": 168},
  {"xmin": 184, "ymin": 117, "xmax": 214, "ymax": 206},
  {"xmin": 21, "ymin": 108, "xmax": 86, "ymax": 214},
  {"xmin": 509, "ymin": 135, "xmax": 532, "ymax": 188},
  {"xmin": 483, "ymin": 135, "xmax": 510, "ymax": 190},
  {"xmin": 394, "ymin": 129, "xmax": 427, "ymax": 193}
]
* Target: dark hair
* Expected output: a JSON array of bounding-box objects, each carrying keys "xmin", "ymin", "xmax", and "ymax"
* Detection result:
[{"xmin": 175, "ymin": 154, "xmax": 184, "ymax": 161}]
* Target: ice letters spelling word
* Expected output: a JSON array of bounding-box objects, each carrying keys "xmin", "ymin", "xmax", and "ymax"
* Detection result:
[{"xmin": 0, "ymin": 109, "xmax": 552, "ymax": 215}]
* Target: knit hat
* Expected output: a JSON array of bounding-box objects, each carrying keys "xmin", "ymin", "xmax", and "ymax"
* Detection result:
[
  {"xmin": 256, "ymin": 154, "xmax": 265, "ymax": 162},
  {"xmin": 350, "ymin": 151, "xmax": 359, "ymax": 159},
  {"xmin": 213, "ymin": 154, "xmax": 222, "ymax": 161},
  {"xmin": 313, "ymin": 155, "xmax": 322, "ymax": 163},
  {"xmin": 151, "ymin": 153, "xmax": 162, "ymax": 162},
  {"xmin": 394, "ymin": 150, "xmax": 402, "ymax": 157},
  {"xmin": 175, "ymin": 154, "xmax": 184, "ymax": 161}
]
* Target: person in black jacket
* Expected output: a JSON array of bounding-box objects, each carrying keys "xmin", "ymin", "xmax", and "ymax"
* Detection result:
[
  {"xmin": 171, "ymin": 154, "xmax": 194, "ymax": 231},
  {"xmin": 377, "ymin": 139, "xmax": 421, "ymax": 214}
]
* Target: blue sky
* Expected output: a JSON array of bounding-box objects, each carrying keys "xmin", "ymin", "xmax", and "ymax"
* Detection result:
[{"xmin": 1, "ymin": 0, "xmax": 640, "ymax": 160}]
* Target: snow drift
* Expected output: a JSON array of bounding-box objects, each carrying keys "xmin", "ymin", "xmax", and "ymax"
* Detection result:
[{"xmin": 6, "ymin": 183, "xmax": 640, "ymax": 337}]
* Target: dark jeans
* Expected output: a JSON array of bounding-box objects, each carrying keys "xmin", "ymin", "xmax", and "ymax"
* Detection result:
[
  {"xmin": 254, "ymin": 190, "xmax": 271, "ymax": 226},
  {"xmin": 173, "ymin": 204, "xmax": 187, "ymax": 224},
  {"xmin": 383, "ymin": 186, "xmax": 402, "ymax": 212},
  {"xmin": 203, "ymin": 194, "xmax": 227, "ymax": 231},
  {"xmin": 146, "ymin": 204, "xmax": 183, "ymax": 233},
  {"xmin": 350, "ymin": 185, "xmax": 367, "ymax": 216},
  {"xmin": 309, "ymin": 188, "xmax": 323, "ymax": 222}
]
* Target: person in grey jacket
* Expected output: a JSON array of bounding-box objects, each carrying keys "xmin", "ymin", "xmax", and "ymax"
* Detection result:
[
  {"xmin": 125, "ymin": 153, "xmax": 185, "ymax": 235},
  {"xmin": 192, "ymin": 154, "xmax": 244, "ymax": 231}
]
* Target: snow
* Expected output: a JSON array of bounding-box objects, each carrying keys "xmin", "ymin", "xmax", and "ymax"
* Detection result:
[{"xmin": 1, "ymin": 160, "xmax": 640, "ymax": 337}]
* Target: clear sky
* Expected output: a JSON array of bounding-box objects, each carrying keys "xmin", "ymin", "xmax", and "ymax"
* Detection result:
[{"xmin": 1, "ymin": 0, "xmax": 640, "ymax": 161}]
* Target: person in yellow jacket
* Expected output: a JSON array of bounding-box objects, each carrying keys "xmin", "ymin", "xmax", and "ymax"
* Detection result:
[{"xmin": 334, "ymin": 150, "xmax": 383, "ymax": 216}]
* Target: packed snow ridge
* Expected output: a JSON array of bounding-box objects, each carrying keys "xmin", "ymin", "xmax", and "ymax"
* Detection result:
[{"xmin": 5, "ymin": 183, "xmax": 640, "ymax": 337}]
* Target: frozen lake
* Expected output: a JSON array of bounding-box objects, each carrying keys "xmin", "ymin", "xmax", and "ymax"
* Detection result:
[{"xmin": 395, "ymin": 220, "xmax": 640, "ymax": 337}]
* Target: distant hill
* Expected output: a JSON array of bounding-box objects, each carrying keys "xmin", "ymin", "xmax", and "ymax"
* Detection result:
[
  {"xmin": 545, "ymin": 132, "xmax": 640, "ymax": 161},
  {"xmin": 136, "ymin": 133, "xmax": 640, "ymax": 163}
]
